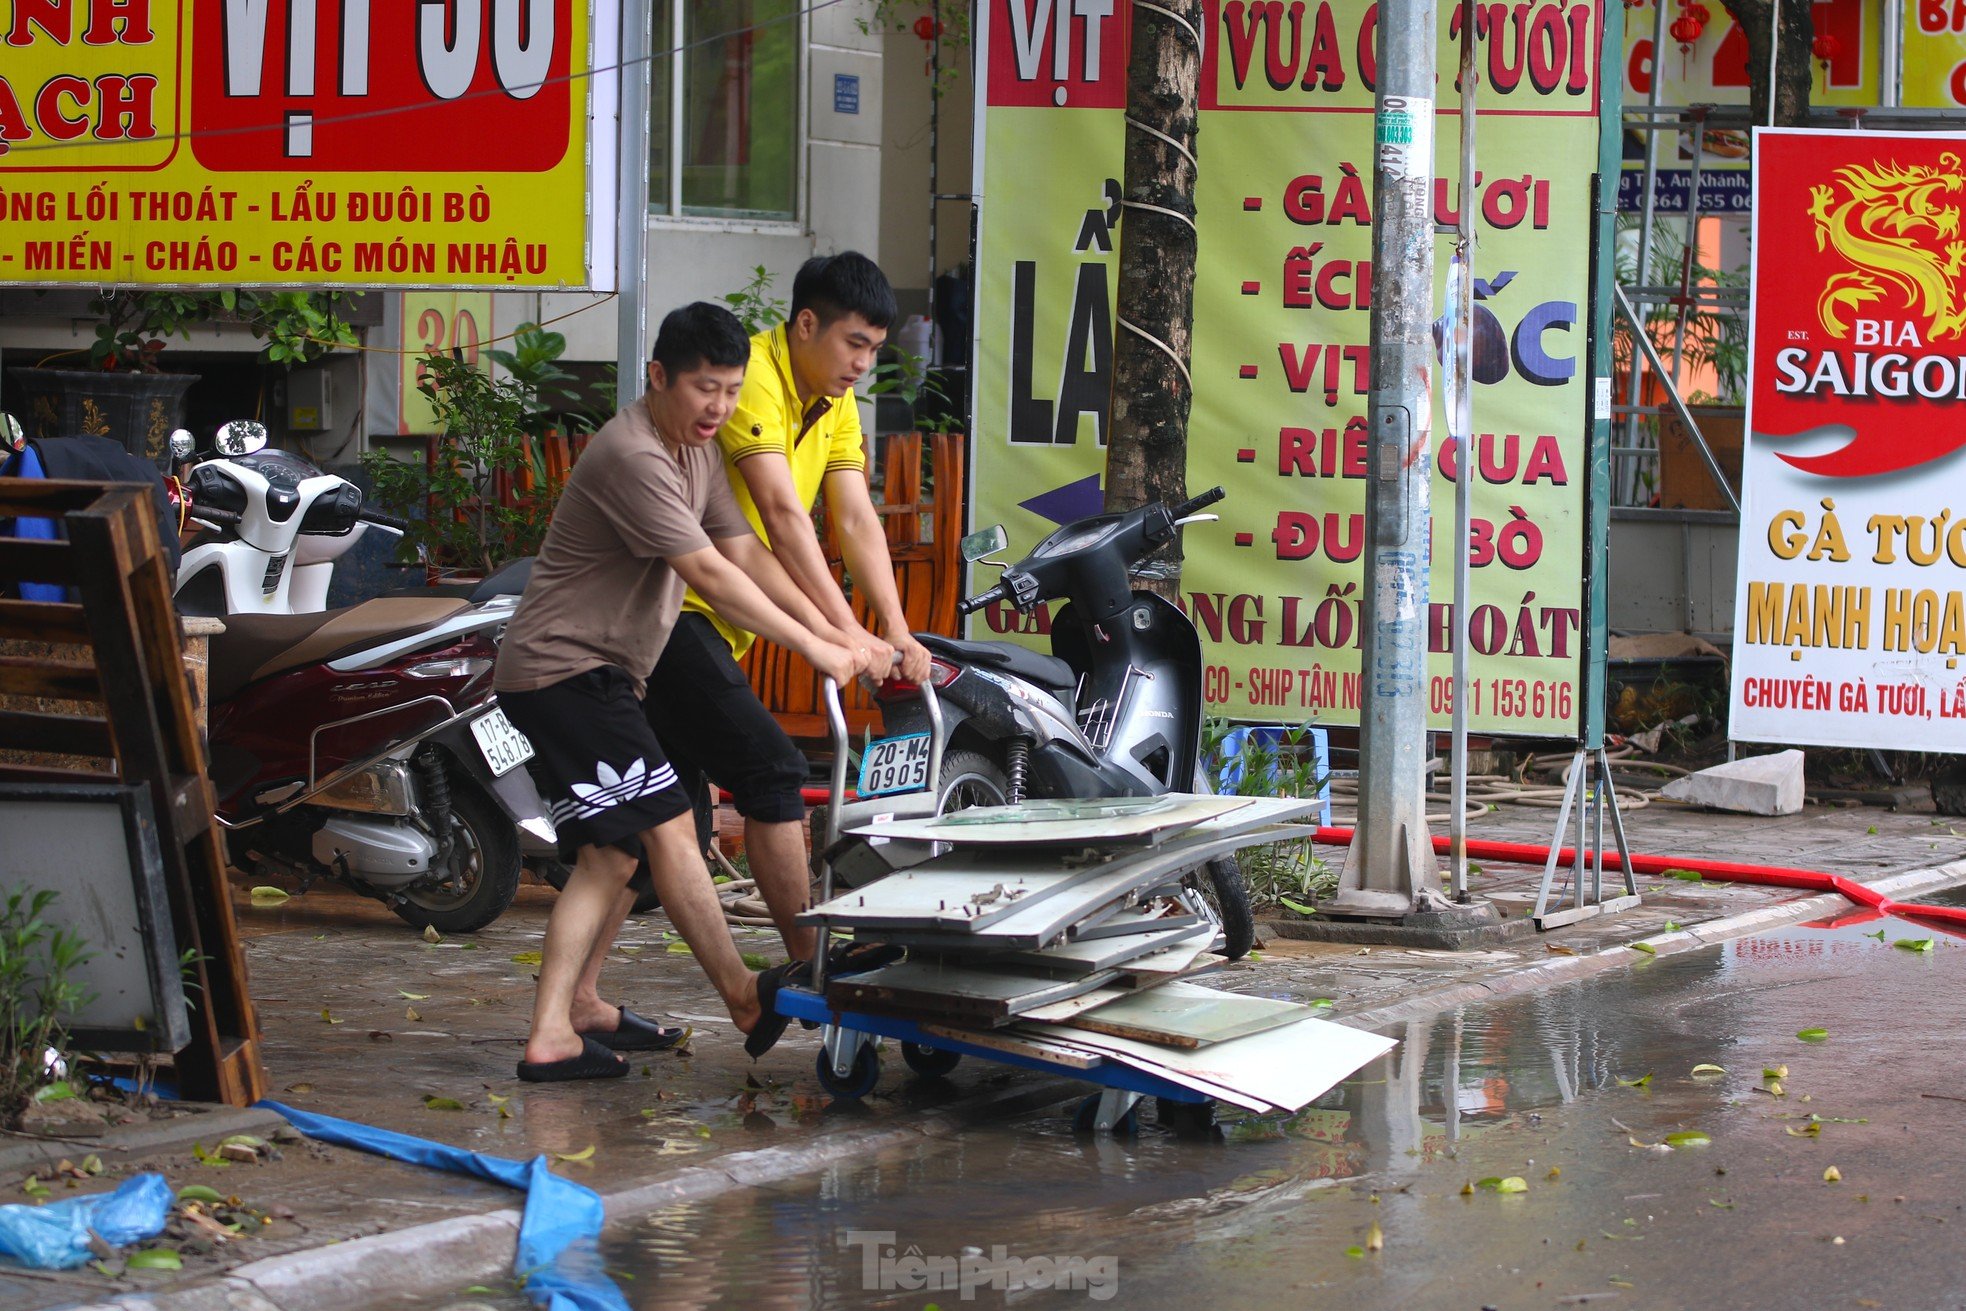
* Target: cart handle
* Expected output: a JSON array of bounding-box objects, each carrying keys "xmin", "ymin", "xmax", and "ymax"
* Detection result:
[{"xmin": 814, "ymin": 673, "xmax": 945, "ymax": 994}]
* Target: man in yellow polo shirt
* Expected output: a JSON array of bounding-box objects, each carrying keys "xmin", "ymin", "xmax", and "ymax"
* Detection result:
[{"xmin": 649, "ymin": 253, "xmax": 931, "ymax": 968}]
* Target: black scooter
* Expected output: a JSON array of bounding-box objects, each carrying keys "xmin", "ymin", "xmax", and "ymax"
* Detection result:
[{"xmin": 864, "ymin": 487, "xmax": 1256, "ymax": 958}]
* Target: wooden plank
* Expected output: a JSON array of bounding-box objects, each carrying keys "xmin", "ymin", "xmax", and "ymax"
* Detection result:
[
  {"xmin": 0, "ymin": 479, "xmax": 119, "ymax": 515},
  {"xmin": 0, "ymin": 538, "xmax": 74, "ymax": 587},
  {"xmin": 0, "ymin": 760, "xmax": 118, "ymax": 785},
  {"xmin": 0, "ymin": 709, "xmax": 114, "ymax": 758},
  {"xmin": 0, "ymin": 656, "xmax": 101, "ymax": 701},
  {"xmin": 913, "ymin": 1021, "xmax": 1106, "ymax": 1069},
  {"xmin": 0, "ymin": 598, "xmax": 91, "ymax": 643}
]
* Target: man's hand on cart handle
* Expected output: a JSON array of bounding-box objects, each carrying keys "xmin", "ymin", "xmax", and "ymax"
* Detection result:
[{"xmin": 803, "ymin": 634, "xmax": 859, "ymax": 687}]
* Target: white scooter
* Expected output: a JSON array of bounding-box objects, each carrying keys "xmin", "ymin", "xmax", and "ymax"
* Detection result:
[{"xmin": 172, "ymin": 421, "xmax": 407, "ymax": 617}]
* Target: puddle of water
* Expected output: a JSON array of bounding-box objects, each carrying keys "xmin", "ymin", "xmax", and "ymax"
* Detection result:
[{"xmin": 372, "ymin": 915, "xmax": 1966, "ymax": 1309}]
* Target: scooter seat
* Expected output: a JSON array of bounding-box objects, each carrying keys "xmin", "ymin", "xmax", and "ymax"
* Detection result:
[
  {"xmin": 917, "ymin": 633, "xmax": 1078, "ymax": 693},
  {"xmin": 208, "ymin": 597, "xmax": 471, "ymax": 703}
]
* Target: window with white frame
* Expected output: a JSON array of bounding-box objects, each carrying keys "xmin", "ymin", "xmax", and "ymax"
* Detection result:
[{"xmin": 649, "ymin": 1, "xmax": 801, "ymax": 222}]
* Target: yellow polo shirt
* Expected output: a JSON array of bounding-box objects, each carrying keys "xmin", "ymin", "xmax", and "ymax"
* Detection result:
[{"xmin": 680, "ymin": 324, "xmax": 868, "ymax": 657}]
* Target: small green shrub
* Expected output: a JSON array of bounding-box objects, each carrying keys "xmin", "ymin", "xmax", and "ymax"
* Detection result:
[
  {"xmin": 0, "ymin": 889, "xmax": 94, "ymax": 1129},
  {"xmin": 1201, "ymin": 720, "xmax": 1335, "ymax": 911}
]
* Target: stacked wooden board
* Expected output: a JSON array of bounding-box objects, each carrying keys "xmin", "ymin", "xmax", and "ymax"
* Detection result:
[{"xmin": 798, "ymin": 795, "xmax": 1395, "ymax": 1113}]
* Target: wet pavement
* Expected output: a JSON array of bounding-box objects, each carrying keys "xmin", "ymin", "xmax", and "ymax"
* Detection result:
[
  {"xmin": 8, "ymin": 798, "xmax": 1966, "ymax": 1310},
  {"xmin": 396, "ymin": 893, "xmax": 1966, "ymax": 1310}
]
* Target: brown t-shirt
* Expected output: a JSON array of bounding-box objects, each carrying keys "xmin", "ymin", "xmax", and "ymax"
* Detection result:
[{"xmin": 493, "ymin": 399, "xmax": 753, "ymax": 699}]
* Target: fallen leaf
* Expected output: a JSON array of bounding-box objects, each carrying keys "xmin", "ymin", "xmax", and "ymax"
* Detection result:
[
  {"xmin": 249, "ymin": 886, "xmax": 289, "ymax": 904},
  {"xmin": 1279, "ymin": 897, "xmax": 1318, "ymax": 916},
  {"xmin": 1629, "ymin": 942, "xmax": 1657, "ymax": 955},
  {"xmin": 1762, "ymin": 1080, "xmax": 1787, "ymax": 1098},
  {"xmin": 126, "ymin": 1248, "xmax": 183, "ymax": 1271},
  {"xmin": 1786, "ymin": 1123, "xmax": 1822, "ymax": 1138},
  {"xmin": 1709, "ymin": 1198, "xmax": 1734, "ymax": 1209},
  {"xmin": 423, "ymin": 925, "xmax": 442, "ymax": 944},
  {"xmin": 553, "ymin": 1145, "xmax": 597, "ymax": 1162},
  {"xmin": 1547, "ymin": 1166, "xmax": 1562, "ymax": 1180},
  {"xmin": 1617, "ymin": 1072, "xmax": 1655, "ymax": 1088},
  {"xmin": 1797, "ymin": 1028, "xmax": 1829, "ymax": 1043},
  {"xmin": 486, "ymin": 1093, "xmax": 509, "ymax": 1106},
  {"xmin": 1460, "ymin": 1181, "xmax": 1475, "ymax": 1196},
  {"xmin": 1865, "ymin": 929, "xmax": 1888, "ymax": 940},
  {"xmin": 320, "ymin": 1007, "xmax": 342, "ymax": 1026},
  {"xmin": 1308, "ymin": 998, "xmax": 1336, "ymax": 1009},
  {"xmin": 1662, "ymin": 920, "xmax": 1683, "ymax": 932},
  {"xmin": 1365, "ymin": 1220, "xmax": 1384, "ymax": 1252},
  {"xmin": 1344, "ymin": 1245, "xmax": 1366, "ymax": 1259},
  {"xmin": 1476, "ymin": 1176, "xmax": 1528, "ymax": 1194},
  {"xmin": 1894, "ymin": 938, "xmax": 1936, "ymax": 953},
  {"xmin": 1824, "ymin": 1165, "xmax": 1842, "ymax": 1183},
  {"xmin": 176, "ymin": 1185, "xmax": 224, "ymax": 1204},
  {"xmin": 398, "ymin": 990, "xmax": 429, "ymax": 1001},
  {"xmin": 285, "ymin": 1083, "xmax": 314, "ymax": 1094},
  {"xmin": 422, "ymin": 1095, "xmax": 465, "ymax": 1111},
  {"xmin": 1665, "ymin": 1131, "xmax": 1712, "ymax": 1148},
  {"xmin": 510, "ymin": 951, "xmax": 543, "ymax": 966},
  {"xmin": 741, "ymin": 952, "xmax": 771, "ymax": 970},
  {"xmin": 1547, "ymin": 945, "xmax": 1578, "ymax": 956},
  {"xmin": 1764, "ymin": 1065, "xmax": 1789, "ymax": 1079},
  {"xmin": 1665, "ymin": 868, "xmax": 1704, "ymax": 881},
  {"xmin": 1867, "ymin": 825, "xmax": 1879, "ymax": 835},
  {"xmin": 405, "ymin": 1004, "xmax": 423, "ymax": 1022},
  {"xmin": 666, "ymin": 942, "xmax": 694, "ymax": 956},
  {"xmin": 1691, "ymin": 1063, "xmax": 1727, "ymax": 1078}
]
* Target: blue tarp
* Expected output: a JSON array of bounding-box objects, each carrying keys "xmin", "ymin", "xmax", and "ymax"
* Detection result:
[
  {"xmin": 258, "ymin": 1102, "xmax": 628, "ymax": 1311},
  {"xmin": 0, "ymin": 1172, "xmax": 173, "ymax": 1270}
]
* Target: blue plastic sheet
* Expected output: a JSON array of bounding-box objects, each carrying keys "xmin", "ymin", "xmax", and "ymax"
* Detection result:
[
  {"xmin": 0, "ymin": 1172, "xmax": 173, "ymax": 1270},
  {"xmin": 258, "ymin": 1101, "xmax": 627, "ymax": 1311}
]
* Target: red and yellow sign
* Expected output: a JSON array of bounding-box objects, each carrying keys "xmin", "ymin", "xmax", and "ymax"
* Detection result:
[
  {"xmin": 1730, "ymin": 129, "xmax": 1966, "ymax": 749},
  {"xmin": 0, "ymin": 0, "xmax": 613, "ymax": 288},
  {"xmin": 1904, "ymin": 0, "xmax": 1966, "ymax": 106}
]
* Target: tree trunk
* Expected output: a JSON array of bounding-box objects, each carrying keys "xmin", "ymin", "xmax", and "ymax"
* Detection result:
[
  {"xmin": 1718, "ymin": 0, "xmax": 1814, "ymax": 128},
  {"xmin": 1104, "ymin": 0, "xmax": 1202, "ymax": 597}
]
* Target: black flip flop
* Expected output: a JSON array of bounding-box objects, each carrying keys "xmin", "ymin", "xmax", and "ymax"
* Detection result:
[
  {"xmin": 743, "ymin": 961, "xmax": 797, "ymax": 1060},
  {"xmin": 516, "ymin": 1035, "xmax": 629, "ymax": 1083},
  {"xmin": 582, "ymin": 1007, "xmax": 688, "ymax": 1052}
]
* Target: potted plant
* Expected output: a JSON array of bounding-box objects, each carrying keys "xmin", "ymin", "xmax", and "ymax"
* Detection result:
[
  {"xmin": 362, "ymin": 323, "xmax": 593, "ymax": 580},
  {"xmin": 6, "ymin": 290, "xmax": 358, "ymax": 470}
]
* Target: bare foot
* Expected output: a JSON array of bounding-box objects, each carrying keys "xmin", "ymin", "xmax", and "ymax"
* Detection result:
[
  {"xmin": 728, "ymin": 972, "xmax": 764, "ymax": 1035},
  {"xmin": 523, "ymin": 1029, "xmax": 593, "ymax": 1067},
  {"xmin": 570, "ymin": 1001, "xmax": 623, "ymax": 1034}
]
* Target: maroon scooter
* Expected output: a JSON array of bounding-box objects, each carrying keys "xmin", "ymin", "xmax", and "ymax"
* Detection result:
[{"xmin": 203, "ymin": 593, "xmax": 552, "ymax": 933}]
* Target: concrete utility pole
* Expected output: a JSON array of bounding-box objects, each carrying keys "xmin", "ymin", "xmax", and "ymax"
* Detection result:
[
  {"xmin": 614, "ymin": 0, "xmax": 651, "ymax": 390},
  {"xmin": 1319, "ymin": 0, "xmax": 1467, "ymax": 923}
]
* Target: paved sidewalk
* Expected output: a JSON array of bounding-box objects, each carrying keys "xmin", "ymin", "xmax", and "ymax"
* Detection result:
[{"xmin": 6, "ymin": 796, "xmax": 1960, "ymax": 1311}]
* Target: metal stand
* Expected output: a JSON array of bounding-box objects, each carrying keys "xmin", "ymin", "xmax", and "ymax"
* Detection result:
[{"xmin": 1531, "ymin": 746, "xmax": 1640, "ymax": 927}]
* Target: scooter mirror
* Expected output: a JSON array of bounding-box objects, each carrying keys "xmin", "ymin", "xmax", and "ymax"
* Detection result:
[
  {"xmin": 214, "ymin": 420, "xmax": 269, "ymax": 456},
  {"xmin": 961, "ymin": 524, "xmax": 1009, "ymax": 563},
  {"xmin": 1, "ymin": 413, "xmax": 22, "ymax": 453},
  {"xmin": 169, "ymin": 429, "xmax": 196, "ymax": 462}
]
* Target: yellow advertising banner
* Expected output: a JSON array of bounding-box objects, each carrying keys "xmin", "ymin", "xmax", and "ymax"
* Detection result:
[
  {"xmin": 972, "ymin": 0, "xmax": 1600, "ymax": 735},
  {"xmin": 0, "ymin": 0, "xmax": 613, "ymax": 288},
  {"xmin": 1903, "ymin": 0, "xmax": 1966, "ymax": 105},
  {"xmin": 396, "ymin": 291, "xmax": 494, "ymax": 434}
]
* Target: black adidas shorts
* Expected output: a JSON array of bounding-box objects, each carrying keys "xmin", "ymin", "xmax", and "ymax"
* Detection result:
[{"xmin": 498, "ymin": 666, "xmax": 694, "ymax": 853}]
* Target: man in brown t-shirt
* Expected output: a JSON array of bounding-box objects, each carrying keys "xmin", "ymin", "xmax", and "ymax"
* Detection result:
[{"xmin": 494, "ymin": 302, "xmax": 860, "ymax": 1081}]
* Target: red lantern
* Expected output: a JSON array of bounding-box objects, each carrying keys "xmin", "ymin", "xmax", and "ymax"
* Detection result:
[
  {"xmin": 913, "ymin": 14, "xmax": 941, "ymax": 40},
  {"xmin": 1669, "ymin": 13, "xmax": 1703, "ymax": 41},
  {"xmin": 1812, "ymin": 33, "xmax": 1840, "ymax": 60}
]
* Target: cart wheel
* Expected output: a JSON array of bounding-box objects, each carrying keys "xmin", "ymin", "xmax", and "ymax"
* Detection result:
[
  {"xmin": 901, "ymin": 1041, "xmax": 962, "ymax": 1078},
  {"xmin": 1071, "ymin": 1093, "xmax": 1139, "ymax": 1136},
  {"xmin": 1155, "ymin": 1096, "xmax": 1218, "ymax": 1137},
  {"xmin": 816, "ymin": 1044, "xmax": 882, "ymax": 1100}
]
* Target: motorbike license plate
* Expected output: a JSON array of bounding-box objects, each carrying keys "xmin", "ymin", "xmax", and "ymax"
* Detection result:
[
  {"xmin": 857, "ymin": 733, "xmax": 932, "ymax": 797},
  {"xmin": 470, "ymin": 707, "xmax": 535, "ymax": 777}
]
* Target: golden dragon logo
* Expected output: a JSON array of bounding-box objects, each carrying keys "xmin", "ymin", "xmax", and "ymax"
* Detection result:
[{"xmin": 1809, "ymin": 154, "xmax": 1966, "ymax": 343}]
